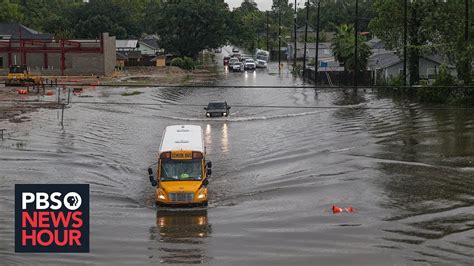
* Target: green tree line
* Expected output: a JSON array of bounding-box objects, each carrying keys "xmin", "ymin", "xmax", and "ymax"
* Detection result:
[{"xmin": 1, "ymin": 0, "xmax": 473, "ymax": 86}]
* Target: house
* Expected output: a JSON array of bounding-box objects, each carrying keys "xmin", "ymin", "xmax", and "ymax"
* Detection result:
[
  {"xmin": 138, "ymin": 35, "xmax": 161, "ymax": 56},
  {"xmin": 286, "ymin": 42, "xmax": 334, "ymax": 62},
  {"xmin": 116, "ymin": 40, "xmax": 138, "ymax": 52},
  {"xmin": 368, "ymin": 50, "xmax": 457, "ymax": 84},
  {"xmin": 294, "ymin": 25, "xmax": 316, "ymax": 41},
  {"xmin": 116, "ymin": 51, "xmax": 142, "ymax": 66}
]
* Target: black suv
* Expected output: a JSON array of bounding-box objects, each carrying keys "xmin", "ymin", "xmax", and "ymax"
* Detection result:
[{"xmin": 204, "ymin": 101, "xmax": 231, "ymax": 117}]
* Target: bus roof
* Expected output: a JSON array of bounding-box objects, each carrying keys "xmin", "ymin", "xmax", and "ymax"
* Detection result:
[{"xmin": 159, "ymin": 125, "xmax": 204, "ymax": 154}]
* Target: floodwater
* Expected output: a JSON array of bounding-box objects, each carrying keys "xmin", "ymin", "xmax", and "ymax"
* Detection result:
[{"xmin": 0, "ymin": 60, "xmax": 473, "ymax": 265}]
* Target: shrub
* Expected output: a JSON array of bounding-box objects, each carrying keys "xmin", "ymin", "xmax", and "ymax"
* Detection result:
[
  {"xmin": 170, "ymin": 57, "xmax": 185, "ymax": 68},
  {"xmin": 182, "ymin": 57, "xmax": 195, "ymax": 70},
  {"xmin": 417, "ymin": 65, "xmax": 456, "ymax": 103},
  {"xmin": 170, "ymin": 57, "xmax": 195, "ymax": 70}
]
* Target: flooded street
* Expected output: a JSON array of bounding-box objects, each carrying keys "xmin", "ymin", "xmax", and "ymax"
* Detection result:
[{"xmin": 1, "ymin": 62, "xmax": 473, "ymax": 264}]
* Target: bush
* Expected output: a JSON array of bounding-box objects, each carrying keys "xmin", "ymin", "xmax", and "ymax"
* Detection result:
[
  {"xmin": 170, "ymin": 57, "xmax": 185, "ymax": 68},
  {"xmin": 170, "ymin": 57, "xmax": 195, "ymax": 70},
  {"xmin": 182, "ymin": 57, "xmax": 195, "ymax": 70},
  {"xmin": 417, "ymin": 65, "xmax": 456, "ymax": 103}
]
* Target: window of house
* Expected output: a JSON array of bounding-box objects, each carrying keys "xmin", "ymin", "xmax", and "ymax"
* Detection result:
[{"xmin": 0, "ymin": 57, "xmax": 3, "ymax": 68}]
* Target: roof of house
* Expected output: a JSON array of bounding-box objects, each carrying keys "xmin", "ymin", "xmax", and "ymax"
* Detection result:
[
  {"xmin": 367, "ymin": 38, "xmax": 385, "ymax": 50},
  {"xmin": 139, "ymin": 38, "xmax": 159, "ymax": 50},
  {"xmin": 116, "ymin": 52, "xmax": 128, "ymax": 60},
  {"xmin": 116, "ymin": 51, "xmax": 142, "ymax": 59},
  {"xmin": 368, "ymin": 51, "xmax": 456, "ymax": 70},
  {"xmin": 0, "ymin": 23, "xmax": 53, "ymax": 40},
  {"xmin": 116, "ymin": 40, "xmax": 138, "ymax": 49},
  {"xmin": 368, "ymin": 51, "xmax": 402, "ymax": 69}
]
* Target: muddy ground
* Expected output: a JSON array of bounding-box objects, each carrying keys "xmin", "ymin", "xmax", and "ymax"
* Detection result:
[{"xmin": 0, "ymin": 66, "xmax": 218, "ymax": 123}]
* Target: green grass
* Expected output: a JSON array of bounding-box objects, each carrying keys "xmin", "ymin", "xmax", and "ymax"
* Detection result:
[{"xmin": 121, "ymin": 91, "xmax": 142, "ymax": 96}]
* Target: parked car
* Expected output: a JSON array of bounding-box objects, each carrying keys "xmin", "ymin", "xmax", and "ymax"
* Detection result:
[
  {"xmin": 232, "ymin": 47, "xmax": 239, "ymax": 53},
  {"xmin": 231, "ymin": 62, "xmax": 244, "ymax": 72},
  {"xmin": 228, "ymin": 57, "xmax": 239, "ymax": 67},
  {"xmin": 231, "ymin": 54, "xmax": 242, "ymax": 60},
  {"xmin": 240, "ymin": 56, "xmax": 252, "ymax": 62},
  {"xmin": 214, "ymin": 48, "xmax": 222, "ymax": 53},
  {"xmin": 205, "ymin": 101, "xmax": 231, "ymax": 117},
  {"xmin": 223, "ymin": 56, "xmax": 231, "ymax": 66},
  {"xmin": 244, "ymin": 59, "xmax": 256, "ymax": 70}
]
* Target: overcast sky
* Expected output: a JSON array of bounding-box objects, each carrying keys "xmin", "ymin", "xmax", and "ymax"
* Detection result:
[{"xmin": 225, "ymin": 0, "xmax": 307, "ymax": 11}]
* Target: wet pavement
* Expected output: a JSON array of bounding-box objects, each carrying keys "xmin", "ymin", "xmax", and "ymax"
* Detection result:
[{"xmin": 0, "ymin": 53, "xmax": 473, "ymax": 265}]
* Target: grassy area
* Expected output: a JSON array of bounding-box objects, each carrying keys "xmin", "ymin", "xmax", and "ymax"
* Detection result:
[{"xmin": 121, "ymin": 91, "xmax": 142, "ymax": 96}]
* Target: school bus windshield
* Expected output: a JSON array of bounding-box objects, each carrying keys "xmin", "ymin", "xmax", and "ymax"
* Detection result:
[{"xmin": 160, "ymin": 160, "xmax": 202, "ymax": 181}]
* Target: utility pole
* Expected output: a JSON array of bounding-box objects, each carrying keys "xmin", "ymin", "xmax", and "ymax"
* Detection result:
[
  {"xmin": 266, "ymin": 11, "xmax": 270, "ymax": 51},
  {"xmin": 278, "ymin": 0, "xmax": 282, "ymax": 72},
  {"xmin": 303, "ymin": 0, "xmax": 310, "ymax": 77},
  {"xmin": 466, "ymin": 0, "xmax": 470, "ymax": 42},
  {"xmin": 314, "ymin": 0, "xmax": 321, "ymax": 86},
  {"xmin": 403, "ymin": 0, "xmax": 408, "ymax": 87},
  {"xmin": 353, "ymin": 0, "xmax": 359, "ymax": 88},
  {"xmin": 294, "ymin": 0, "xmax": 297, "ymax": 70}
]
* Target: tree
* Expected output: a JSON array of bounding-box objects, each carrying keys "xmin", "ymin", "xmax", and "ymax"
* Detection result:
[
  {"xmin": 153, "ymin": 0, "xmax": 229, "ymax": 59},
  {"xmin": 0, "ymin": 0, "xmax": 23, "ymax": 22},
  {"xmin": 370, "ymin": 0, "xmax": 474, "ymax": 85},
  {"xmin": 228, "ymin": 1, "xmax": 266, "ymax": 51},
  {"xmin": 331, "ymin": 24, "xmax": 371, "ymax": 73}
]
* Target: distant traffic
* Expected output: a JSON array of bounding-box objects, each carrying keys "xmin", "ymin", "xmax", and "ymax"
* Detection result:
[{"xmin": 223, "ymin": 47, "xmax": 269, "ymax": 72}]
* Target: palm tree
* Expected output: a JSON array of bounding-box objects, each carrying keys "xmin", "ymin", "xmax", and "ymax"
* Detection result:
[{"xmin": 331, "ymin": 24, "xmax": 371, "ymax": 74}]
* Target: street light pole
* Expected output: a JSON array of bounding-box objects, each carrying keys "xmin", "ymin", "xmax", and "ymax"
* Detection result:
[
  {"xmin": 314, "ymin": 0, "xmax": 321, "ymax": 86},
  {"xmin": 403, "ymin": 0, "xmax": 407, "ymax": 86},
  {"xmin": 294, "ymin": 0, "xmax": 297, "ymax": 71},
  {"xmin": 266, "ymin": 11, "xmax": 270, "ymax": 51},
  {"xmin": 303, "ymin": 0, "xmax": 310, "ymax": 77},
  {"xmin": 278, "ymin": 0, "xmax": 282, "ymax": 72},
  {"xmin": 354, "ymin": 0, "xmax": 359, "ymax": 88}
]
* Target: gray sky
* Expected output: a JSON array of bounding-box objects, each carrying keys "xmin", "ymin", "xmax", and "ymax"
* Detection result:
[{"xmin": 225, "ymin": 0, "xmax": 307, "ymax": 11}]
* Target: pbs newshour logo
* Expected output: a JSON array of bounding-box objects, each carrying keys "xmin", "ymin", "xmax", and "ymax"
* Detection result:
[{"xmin": 15, "ymin": 184, "xmax": 89, "ymax": 253}]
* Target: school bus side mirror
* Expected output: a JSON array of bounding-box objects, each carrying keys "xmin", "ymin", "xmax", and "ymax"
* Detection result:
[
  {"xmin": 148, "ymin": 168, "xmax": 157, "ymax": 187},
  {"xmin": 206, "ymin": 161, "xmax": 212, "ymax": 168},
  {"xmin": 206, "ymin": 168, "xmax": 212, "ymax": 177}
]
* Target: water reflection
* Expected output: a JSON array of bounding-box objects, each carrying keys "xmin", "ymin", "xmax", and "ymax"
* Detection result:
[
  {"xmin": 149, "ymin": 209, "xmax": 212, "ymax": 264},
  {"xmin": 221, "ymin": 123, "xmax": 229, "ymax": 154}
]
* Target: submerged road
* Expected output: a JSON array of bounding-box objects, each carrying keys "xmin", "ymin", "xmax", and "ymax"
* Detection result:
[{"xmin": 0, "ymin": 58, "xmax": 473, "ymax": 264}]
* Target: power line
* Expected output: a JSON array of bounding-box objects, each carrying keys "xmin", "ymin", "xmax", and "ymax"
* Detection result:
[
  {"xmin": 1, "ymin": 99, "xmax": 474, "ymax": 111},
  {"xmin": 3, "ymin": 83, "xmax": 474, "ymax": 89}
]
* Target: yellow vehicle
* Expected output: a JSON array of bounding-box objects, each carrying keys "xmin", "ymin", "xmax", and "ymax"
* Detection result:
[
  {"xmin": 6, "ymin": 65, "xmax": 42, "ymax": 86},
  {"xmin": 148, "ymin": 125, "xmax": 212, "ymax": 207}
]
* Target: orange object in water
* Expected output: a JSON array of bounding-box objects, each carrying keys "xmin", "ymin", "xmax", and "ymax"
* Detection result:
[
  {"xmin": 332, "ymin": 205, "xmax": 354, "ymax": 214},
  {"xmin": 46, "ymin": 90, "xmax": 53, "ymax": 96},
  {"xmin": 332, "ymin": 205, "xmax": 343, "ymax": 214}
]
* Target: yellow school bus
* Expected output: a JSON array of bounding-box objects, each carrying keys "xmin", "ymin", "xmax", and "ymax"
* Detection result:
[{"xmin": 148, "ymin": 125, "xmax": 212, "ymax": 206}]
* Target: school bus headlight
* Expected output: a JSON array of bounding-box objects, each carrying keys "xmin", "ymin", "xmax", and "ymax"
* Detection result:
[
  {"xmin": 157, "ymin": 190, "xmax": 166, "ymax": 200},
  {"xmin": 198, "ymin": 193, "xmax": 206, "ymax": 199}
]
